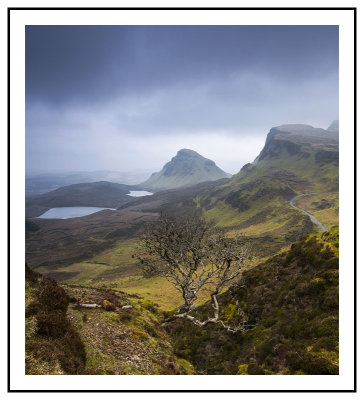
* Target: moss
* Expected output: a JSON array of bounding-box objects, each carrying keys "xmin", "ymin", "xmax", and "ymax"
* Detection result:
[
  {"xmin": 168, "ymin": 229, "xmax": 339, "ymax": 375},
  {"xmin": 176, "ymin": 358, "xmax": 195, "ymax": 375},
  {"xmin": 140, "ymin": 299, "xmax": 159, "ymax": 314},
  {"xmin": 102, "ymin": 312, "xmax": 121, "ymax": 324},
  {"xmin": 237, "ymin": 364, "xmax": 249, "ymax": 375},
  {"xmin": 221, "ymin": 303, "xmax": 240, "ymax": 323}
]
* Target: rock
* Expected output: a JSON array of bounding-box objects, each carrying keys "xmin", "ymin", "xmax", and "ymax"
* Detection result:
[
  {"xmin": 122, "ymin": 305, "xmax": 133, "ymax": 310},
  {"xmin": 102, "ymin": 299, "xmax": 116, "ymax": 311},
  {"xmin": 79, "ymin": 303, "xmax": 101, "ymax": 308}
]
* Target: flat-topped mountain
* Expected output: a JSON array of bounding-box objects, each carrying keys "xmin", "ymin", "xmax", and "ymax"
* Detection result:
[
  {"xmin": 142, "ymin": 149, "xmax": 231, "ymax": 191},
  {"xmin": 255, "ymin": 123, "xmax": 338, "ymax": 163}
]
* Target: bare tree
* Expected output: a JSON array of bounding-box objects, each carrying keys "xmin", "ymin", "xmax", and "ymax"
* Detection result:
[{"xmin": 135, "ymin": 214, "xmax": 252, "ymax": 332}]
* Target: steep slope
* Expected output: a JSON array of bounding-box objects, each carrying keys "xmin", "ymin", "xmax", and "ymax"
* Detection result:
[
  {"xmin": 25, "ymin": 264, "xmax": 86, "ymax": 374},
  {"xmin": 168, "ymin": 228, "xmax": 339, "ymax": 375},
  {"xmin": 26, "ymin": 181, "xmax": 138, "ymax": 217},
  {"xmin": 25, "ymin": 264, "xmax": 194, "ymax": 375},
  {"xmin": 251, "ymin": 124, "xmax": 338, "ymax": 190},
  {"xmin": 189, "ymin": 124, "xmax": 338, "ymax": 244},
  {"xmin": 142, "ymin": 149, "xmax": 231, "ymax": 191}
]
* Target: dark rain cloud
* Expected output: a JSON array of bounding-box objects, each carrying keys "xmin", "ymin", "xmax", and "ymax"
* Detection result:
[{"xmin": 26, "ymin": 25, "xmax": 338, "ymax": 175}]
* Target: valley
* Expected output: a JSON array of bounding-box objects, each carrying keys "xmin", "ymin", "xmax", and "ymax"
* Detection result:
[
  {"xmin": 20, "ymin": 21, "xmax": 346, "ymax": 383},
  {"xmin": 25, "ymin": 122, "xmax": 339, "ymax": 375}
]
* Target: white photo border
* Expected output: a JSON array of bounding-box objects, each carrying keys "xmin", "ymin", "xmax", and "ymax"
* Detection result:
[{"xmin": 8, "ymin": 7, "xmax": 356, "ymax": 392}]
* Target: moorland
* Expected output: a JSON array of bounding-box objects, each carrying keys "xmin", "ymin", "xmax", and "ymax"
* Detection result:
[{"xmin": 25, "ymin": 122, "xmax": 339, "ymax": 375}]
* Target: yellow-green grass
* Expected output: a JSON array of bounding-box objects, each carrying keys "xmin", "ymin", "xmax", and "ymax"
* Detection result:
[
  {"xmin": 98, "ymin": 275, "xmax": 182, "ymax": 310},
  {"xmin": 241, "ymin": 152, "xmax": 338, "ymax": 192},
  {"xmin": 313, "ymin": 209, "xmax": 339, "ymax": 229},
  {"xmin": 204, "ymin": 195, "xmax": 312, "ymax": 235},
  {"xmin": 35, "ymin": 238, "xmax": 140, "ymax": 284},
  {"xmin": 204, "ymin": 201, "xmax": 244, "ymax": 227},
  {"xmin": 232, "ymin": 210, "xmax": 302, "ymax": 236},
  {"xmin": 204, "ymin": 194, "xmax": 279, "ymax": 228},
  {"xmin": 295, "ymin": 193, "xmax": 338, "ymax": 229},
  {"xmin": 89, "ymin": 238, "xmax": 138, "ymax": 266},
  {"xmin": 48, "ymin": 262, "xmax": 112, "ymax": 286},
  {"xmin": 92, "ymin": 274, "xmax": 216, "ymax": 311}
]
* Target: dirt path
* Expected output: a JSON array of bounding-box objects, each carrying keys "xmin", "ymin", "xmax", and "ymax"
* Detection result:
[{"xmin": 289, "ymin": 193, "xmax": 327, "ymax": 232}]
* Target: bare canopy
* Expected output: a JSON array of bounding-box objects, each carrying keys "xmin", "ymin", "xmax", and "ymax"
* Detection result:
[{"xmin": 135, "ymin": 214, "xmax": 252, "ymax": 332}]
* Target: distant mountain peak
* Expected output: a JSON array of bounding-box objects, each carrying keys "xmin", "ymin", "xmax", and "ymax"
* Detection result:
[
  {"xmin": 142, "ymin": 149, "xmax": 231, "ymax": 191},
  {"xmin": 177, "ymin": 148, "xmax": 200, "ymax": 156},
  {"xmin": 327, "ymin": 120, "xmax": 339, "ymax": 132}
]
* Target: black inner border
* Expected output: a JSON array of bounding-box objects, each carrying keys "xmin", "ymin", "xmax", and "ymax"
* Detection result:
[{"xmin": 7, "ymin": 6, "xmax": 357, "ymax": 393}]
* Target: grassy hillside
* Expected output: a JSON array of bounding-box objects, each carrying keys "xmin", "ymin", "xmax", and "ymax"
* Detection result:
[
  {"xmin": 25, "ymin": 264, "xmax": 194, "ymax": 375},
  {"xmin": 26, "ymin": 124, "xmax": 339, "ymax": 315},
  {"xmin": 167, "ymin": 228, "xmax": 339, "ymax": 375},
  {"xmin": 294, "ymin": 192, "xmax": 338, "ymax": 230},
  {"xmin": 170, "ymin": 125, "xmax": 340, "ymax": 254},
  {"xmin": 26, "ymin": 228, "xmax": 339, "ymax": 375}
]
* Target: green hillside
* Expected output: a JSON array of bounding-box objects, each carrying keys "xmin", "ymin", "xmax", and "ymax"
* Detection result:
[
  {"xmin": 27, "ymin": 124, "xmax": 339, "ymax": 304},
  {"xmin": 26, "ymin": 227, "xmax": 339, "ymax": 376},
  {"xmin": 168, "ymin": 228, "xmax": 339, "ymax": 375},
  {"xmin": 25, "ymin": 264, "xmax": 193, "ymax": 375},
  {"xmin": 180, "ymin": 124, "xmax": 339, "ymax": 243}
]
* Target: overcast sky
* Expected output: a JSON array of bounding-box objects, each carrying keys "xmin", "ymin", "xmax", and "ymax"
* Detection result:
[{"xmin": 26, "ymin": 25, "xmax": 338, "ymax": 176}]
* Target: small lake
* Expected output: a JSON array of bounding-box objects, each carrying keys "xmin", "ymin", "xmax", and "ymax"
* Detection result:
[
  {"xmin": 127, "ymin": 191, "xmax": 153, "ymax": 197},
  {"xmin": 37, "ymin": 207, "xmax": 116, "ymax": 219}
]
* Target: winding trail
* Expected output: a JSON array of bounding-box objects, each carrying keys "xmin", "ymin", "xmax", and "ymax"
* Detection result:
[{"xmin": 289, "ymin": 193, "xmax": 327, "ymax": 232}]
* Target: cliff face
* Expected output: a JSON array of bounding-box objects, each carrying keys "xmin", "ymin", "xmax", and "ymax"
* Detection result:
[{"xmin": 255, "ymin": 124, "xmax": 338, "ymax": 163}]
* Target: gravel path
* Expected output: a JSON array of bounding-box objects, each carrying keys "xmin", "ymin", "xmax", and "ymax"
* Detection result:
[{"xmin": 289, "ymin": 193, "xmax": 327, "ymax": 232}]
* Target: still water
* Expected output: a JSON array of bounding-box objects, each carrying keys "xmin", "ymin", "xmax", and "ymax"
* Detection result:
[
  {"xmin": 37, "ymin": 207, "xmax": 115, "ymax": 219},
  {"xmin": 127, "ymin": 191, "xmax": 153, "ymax": 197}
]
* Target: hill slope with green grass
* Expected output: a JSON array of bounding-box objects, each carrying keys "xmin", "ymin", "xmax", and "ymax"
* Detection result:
[
  {"xmin": 25, "ymin": 264, "xmax": 194, "ymax": 375},
  {"xmin": 27, "ymin": 228, "xmax": 339, "ymax": 375},
  {"xmin": 167, "ymin": 228, "xmax": 339, "ymax": 375},
  {"xmin": 173, "ymin": 124, "xmax": 339, "ymax": 250},
  {"xmin": 27, "ymin": 123, "xmax": 338, "ymax": 296}
]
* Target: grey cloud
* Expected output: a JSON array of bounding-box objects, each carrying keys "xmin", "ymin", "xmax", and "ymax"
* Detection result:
[{"xmin": 26, "ymin": 25, "xmax": 338, "ymax": 176}]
